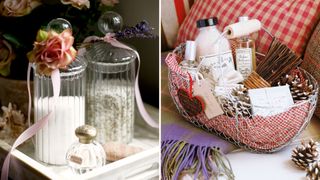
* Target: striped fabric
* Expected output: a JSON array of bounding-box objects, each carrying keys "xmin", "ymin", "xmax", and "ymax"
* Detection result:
[
  {"xmin": 176, "ymin": 0, "xmax": 320, "ymax": 56},
  {"xmin": 161, "ymin": 0, "xmax": 195, "ymax": 48}
]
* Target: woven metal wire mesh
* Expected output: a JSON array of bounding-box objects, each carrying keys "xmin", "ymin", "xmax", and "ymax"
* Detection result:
[{"xmin": 166, "ymin": 44, "xmax": 318, "ymax": 153}]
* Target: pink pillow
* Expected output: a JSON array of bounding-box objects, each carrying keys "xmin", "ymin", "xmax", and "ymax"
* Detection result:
[{"xmin": 176, "ymin": 0, "xmax": 320, "ymax": 55}]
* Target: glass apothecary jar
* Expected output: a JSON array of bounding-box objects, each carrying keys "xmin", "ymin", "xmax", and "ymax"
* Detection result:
[
  {"xmin": 33, "ymin": 57, "xmax": 87, "ymax": 165},
  {"xmin": 85, "ymin": 41, "xmax": 136, "ymax": 144}
]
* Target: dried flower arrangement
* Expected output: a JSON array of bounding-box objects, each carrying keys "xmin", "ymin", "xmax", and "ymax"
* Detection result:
[{"xmin": 0, "ymin": 103, "xmax": 27, "ymax": 144}]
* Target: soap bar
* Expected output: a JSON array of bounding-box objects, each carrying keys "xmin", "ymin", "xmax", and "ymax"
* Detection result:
[
  {"xmin": 248, "ymin": 85, "xmax": 294, "ymax": 117},
  {"xmin": 103, "ymin": 142, "xmax": 143, "ymax": 162}
]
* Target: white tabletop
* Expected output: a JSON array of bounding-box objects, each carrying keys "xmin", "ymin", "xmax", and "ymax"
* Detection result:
[{"xmin": 226, "ymin": 118, "xmax": 320, "ymax": 180}]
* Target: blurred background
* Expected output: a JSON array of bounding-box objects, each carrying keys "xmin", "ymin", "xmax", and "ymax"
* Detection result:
[{"xmin": 0, "ymin": 0, "xmax": 159, "ymax": 107}]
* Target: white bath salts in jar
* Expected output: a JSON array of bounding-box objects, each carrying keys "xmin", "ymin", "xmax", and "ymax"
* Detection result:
[{"xmin": 33, "ymin": 56, "xmax": 86, "ymax": 165}]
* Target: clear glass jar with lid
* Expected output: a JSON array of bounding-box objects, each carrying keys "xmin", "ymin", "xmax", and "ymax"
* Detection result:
[
  {"xmin": 85, "ymin": 12, "xmax": 136, "ymax": 144},
  {"xmin": 33, "ymin": 18, "xmax": 87, "ymax": 165},
  {"xmin": 34, "ymin": 52, "xmax": 87, "ymax": 165}
]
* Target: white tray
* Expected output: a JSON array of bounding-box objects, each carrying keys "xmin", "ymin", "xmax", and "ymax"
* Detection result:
[{"xmin": 0, "ymin": 104, "xmax": 159, "ymax": 180}]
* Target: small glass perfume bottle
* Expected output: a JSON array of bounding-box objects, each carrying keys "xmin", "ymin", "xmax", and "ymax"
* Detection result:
[
  {"xmin": 179, "ymin": 40, "xmax": 198, "ymax": 79},
  {"xmin": 66, "ymin": 125, "xmax": 106, "ymax": 174},
  {"xmin": 235, "ymin": 16, "xmax": 256, "ymax": 79}
]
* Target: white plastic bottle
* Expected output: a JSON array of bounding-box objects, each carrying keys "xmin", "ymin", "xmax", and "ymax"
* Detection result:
[
  {"xmin": 195, "ymin": 17, "xmax": 230, "ymax": 60},
  {"xmin": 195, "ymin": 17, "xmax": 238, "ymax": 84}
]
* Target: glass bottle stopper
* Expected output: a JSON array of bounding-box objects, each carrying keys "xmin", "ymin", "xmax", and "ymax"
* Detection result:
[
  {"xmin": 75, "ymin": 125, "xmax": 97, "ymax": 144},
  {"xmin": 47, "ymin": 18, "xmax": 72, "ymax": 33},
  {"xmin": 98, "ymin": 11, "xmax": 123, "ymax": 34}
]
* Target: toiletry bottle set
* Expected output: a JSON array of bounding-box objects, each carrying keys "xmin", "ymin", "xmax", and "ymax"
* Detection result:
[{"xmin": 179, "ymin": 16, "xmax": 256, "ymax": 83}]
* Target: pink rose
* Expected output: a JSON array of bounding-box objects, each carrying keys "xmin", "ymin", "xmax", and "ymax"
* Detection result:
[
  {"xmin": 0, "ymin": 38, "xmax": 15, "ymax": 76},
  {"xmin": 0, "ymin": 0, "xmax": 41, "ymax": 17},
  {"xmin": 100, "ymin": 0, "xmax": 119, "ymax": 7},
  {"xmin": 27, "ymin": 29, "xmax": 77, "ymax": 76},
  {"xmin": 60, "ymin": 0, "xmax": 90, "ymax": 10}
]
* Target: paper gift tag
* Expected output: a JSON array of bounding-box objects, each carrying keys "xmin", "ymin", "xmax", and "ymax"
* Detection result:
[
  {"xmin": 248, "ymin": 85, "xmax": 294, "ymax": 117},
  {"xmin": 193, "ymin": 80, "xmax": 224, "ymax": 119}
]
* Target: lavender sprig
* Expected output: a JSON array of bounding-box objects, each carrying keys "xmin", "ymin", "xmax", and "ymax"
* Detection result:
[{"xmin": 115, "ymin": 20, "xmax": 157, "ymax": 39}]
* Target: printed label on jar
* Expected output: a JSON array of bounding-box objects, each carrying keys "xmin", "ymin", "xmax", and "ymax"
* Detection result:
[
  {"xmin": 70, "ymin": 155, "xmax": 83, "ymax": 164},
  {"xmin": 236, "ymin": 48, "xmax": 252, "ymax": 79},
  {"xmin": 199, "ymin": 51, "xmax": 235, "ymax": 83}
]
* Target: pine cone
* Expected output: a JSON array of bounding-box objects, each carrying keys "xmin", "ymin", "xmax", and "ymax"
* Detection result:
[
  {"xmin": 307, "ymin": 161, "xmax": 320, "ymax": 180},
  {"xmin": 231, "ymin": 86, "xmax": 250, "ymax": 104},
  {"xmin": 220, "ymin": 86, "xmax": 251, "ymax": 118},
  {"xmin": 278, "ymin": 71, "xmax": 315, "ymax": 101},
  {"xmin": 292, "ymin": 139, "xmax": 319, "ymax": 169}
]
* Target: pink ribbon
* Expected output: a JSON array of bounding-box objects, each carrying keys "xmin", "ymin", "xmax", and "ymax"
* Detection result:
[
  {"xmin": 84, "ymin": 34, "xmax": 159, "ymax": 128},
  {"xmin": 1, "ymin": 64, "xmax": 61, "ymax": 180}
]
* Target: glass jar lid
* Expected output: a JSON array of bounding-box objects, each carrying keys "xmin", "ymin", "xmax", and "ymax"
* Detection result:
[
  {"xmin": 84, "ymin": 41, "xmax": 137, "ymax": 65},
  {"xmin": 33, "ymin": 56, "xmax": 87, "ymax": 78},
  {"xmin": 59, "ymin": 55, "xmax": 87, "ymax": 76},
  {"xmin": 84, "ymin": 11, "xmax": 136, "ymax": 66}
]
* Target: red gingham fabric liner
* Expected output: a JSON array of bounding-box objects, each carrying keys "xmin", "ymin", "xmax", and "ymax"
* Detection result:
[
  {"xmin": 169, "ymin": 68, "xmax": 312, "ymax": 151},
  {"xmin": 176, "ymin": 0, "xmax": 320, "ymax": 56},
  {"xmin": 165, "ymin": 53, "xmax": 187, "ymax": 77}
]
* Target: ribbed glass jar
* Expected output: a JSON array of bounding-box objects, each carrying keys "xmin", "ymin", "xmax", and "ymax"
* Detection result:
[
  {"xmin": 85, "ymin": 41, "xmax": 136, "ymax": 144},
  {"xmin": 33, "ymin": 57, "xmax": 87, "ymax": 165}
]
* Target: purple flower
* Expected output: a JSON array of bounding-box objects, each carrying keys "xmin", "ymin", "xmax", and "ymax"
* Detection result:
[{"xmin": 115, "ymin": 21, "xmax": 157, "ymax": 39}]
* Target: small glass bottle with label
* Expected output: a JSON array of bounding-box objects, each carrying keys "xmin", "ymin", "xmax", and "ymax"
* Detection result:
[
  {"xmin": 66, "ymin": 125, "xmax": 106, "ymax": 174},
  {"xmin": 179, "ymin": 40, "xmax": 198, "ymax": 79},
  {"xmin": 235, "ymin": 16, "xmax": 256, "ymax": 79}
]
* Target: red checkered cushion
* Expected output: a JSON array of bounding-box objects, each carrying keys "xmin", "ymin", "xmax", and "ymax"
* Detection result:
[{"xmin": 176, "ymin": 0, "xmax": 320, "ymax": 56}]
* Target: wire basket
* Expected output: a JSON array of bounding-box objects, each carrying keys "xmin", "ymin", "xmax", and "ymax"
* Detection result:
[{"xmin": 165, "ymin": 41, "xmax": 318, "ymax": 153}]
